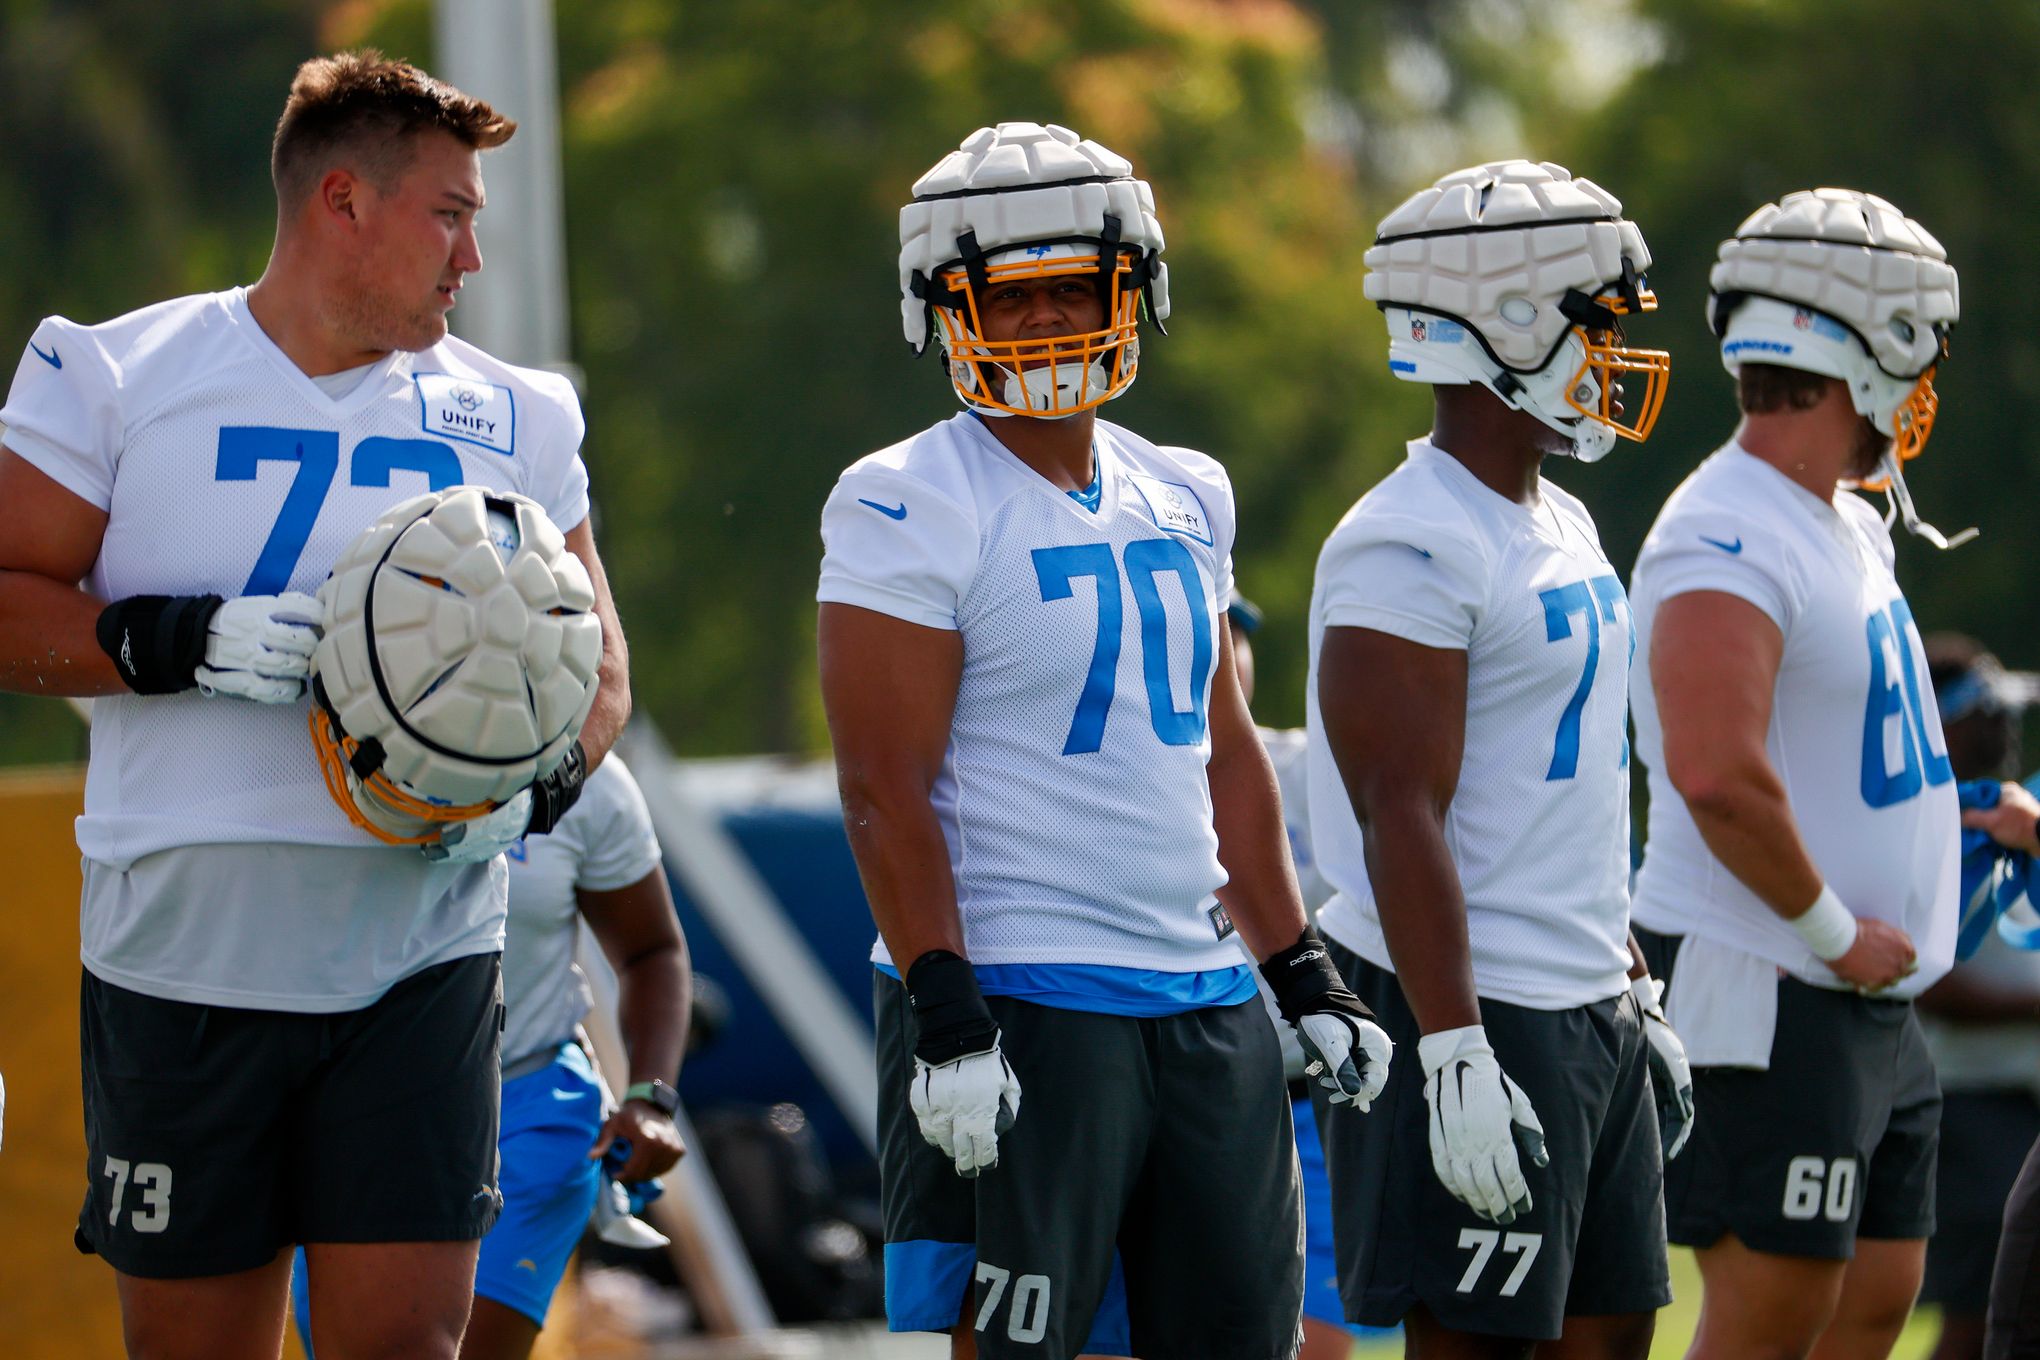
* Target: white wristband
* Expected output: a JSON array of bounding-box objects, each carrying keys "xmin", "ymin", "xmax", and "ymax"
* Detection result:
[{"xmin": 1788, "ymin": 885, "xmax": 1859, "ymax": 961}]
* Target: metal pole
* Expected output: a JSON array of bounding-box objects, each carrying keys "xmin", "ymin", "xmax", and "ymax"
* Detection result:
[{"xmin": 431, "ymin": 0, "xmax": 576, "ymax": 378}]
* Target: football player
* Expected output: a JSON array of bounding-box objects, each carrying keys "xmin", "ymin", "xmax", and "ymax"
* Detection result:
[
  {"xmin": 816, "ymin": 122, "xmax": 1393, "ymax": 1360},
  {"xmin": 1307, "ymin": 160, "xmax": 1688, "ymax": 1358},
  {"xmin": 290, "ymin": 755, "xmax": 687, "ymax": 1359},
  {"xmin": 1628, "ymin": 188, "xmax": 2002, "ymax": 1359},
  {"xmin": 0, "ymin": 52, "xmax": 630, "ymax": 1360},
  {"xmin": 1914, "ymin": 636, "xmax": 2040, "ymax": 1360}
]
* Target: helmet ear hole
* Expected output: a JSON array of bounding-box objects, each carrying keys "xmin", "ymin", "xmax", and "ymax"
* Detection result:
[{"xmin": 1500, "ymin": 297, "xmax": 1537, "ymax": 328}]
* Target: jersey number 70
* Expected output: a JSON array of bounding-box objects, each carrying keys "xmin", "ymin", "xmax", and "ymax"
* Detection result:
[{"xmin": 1032, "ymin": 538, "xmax": 1214, "ymax": 755}]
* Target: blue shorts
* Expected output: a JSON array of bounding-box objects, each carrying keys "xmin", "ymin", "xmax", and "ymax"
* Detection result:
[{"xmin": 292, "ymin": 1042, "xmax": 606, "ymax": 1347}]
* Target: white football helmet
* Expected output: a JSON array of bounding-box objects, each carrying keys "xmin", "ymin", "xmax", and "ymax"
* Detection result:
[
  {"xmin": 1709, "ymin": 188, "xmax": 1969, "ymax": 546},
  {"xmin": 899, "ymin": 121, "xmax": 1168, "ymax": 419},
  {"xmin": 1364, "ymin": 159, "xmax": 1669, "ymax": 462},
  {"xmin": 309, "ymin": 487, "xmax": 604, "ymax": 845}
]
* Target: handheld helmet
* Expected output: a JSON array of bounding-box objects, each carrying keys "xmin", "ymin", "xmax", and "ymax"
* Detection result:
[
  {"xmin": 899, "ymin": 121, "xmax": 1167, "ymax": 419},
  {"xmin": 309, "ymin": 487, "xmax": 604, "ymax": 845},
  {"xmin": 1708, "ymin": 188, "xmax": 1967, "ymax": 545},
  {"xmin": 1363, "ymin": 159, "xmax": 1669, "ymax": 462}
]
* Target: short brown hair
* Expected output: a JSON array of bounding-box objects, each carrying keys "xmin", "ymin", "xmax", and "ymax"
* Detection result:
[
  {"xmin": 1736, "ymin": 362, "xmax": 1833, "ymax": 415},
  {"xmin": 270, "ymin": 50, "xmax": 515, "ymax": 206}
]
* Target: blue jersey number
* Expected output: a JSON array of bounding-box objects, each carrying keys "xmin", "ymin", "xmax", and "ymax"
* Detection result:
[
  {"xmin": 214, "ymin": 427, "xmax": 464, "ymax": 595},
  {"xmin": 1861, "ymin": 598, "xmax": 1952, "ymax": 807},
  {"xmin": 1032, "ymin": 538, "xmax": 1214, "ymax": 755},
  {"xmin": 1538, "ymin": 573, "xmax": 1629, "ymax": 781}
]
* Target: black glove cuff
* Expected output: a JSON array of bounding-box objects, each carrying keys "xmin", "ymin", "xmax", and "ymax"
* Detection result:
[
  {"xmin": 95, "ymin": 594, "xmax": 223, "ymax": 695},
  {"xmin": 1259, "ymin": 929, "xmax": 1373, "ymax": 1027},
  {"xmin": 526, "ymin": 740, "xmax": 589, "ymax": 836},
  {"xmin": 904, "ymin": 949, "xmax": 999, "ymax": 1065}
]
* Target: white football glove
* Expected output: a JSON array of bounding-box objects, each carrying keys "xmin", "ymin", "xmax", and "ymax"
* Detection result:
[
  {"xmin": 1296, "ymin": 1011, "xmax": 1395, "ymax": 1111},
  {"xmin": 195, "ymin": 592, "xmax": 323, "ymax": 703},
  {"xmin": 1633, "ymin": 975, "xmax": 1695, "ymax": 1160},
  {"xmin": 422, "ymin": 789, "xmax": 533, "ymax": 864},
  {"xmin": 1419, "ymin": 1025, "xmax": 1549, "ymax": 1224},
  {"xmin": 909, "ymin": 1040, "xmax": 1021, "ymax": 1179}
]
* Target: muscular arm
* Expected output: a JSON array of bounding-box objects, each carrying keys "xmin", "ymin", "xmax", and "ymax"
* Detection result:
[
  {"xmin": 1650, "ymin": 591, "xmax": 1822, "ymax": 913},
  {"xmin": 563, "ymin": 518, "xmax": 630, "ymax": 766},
  {"xmin": 581, "ymin": 866, "xmax": 691, "ymax": 1180},
  {"xmin": 1208, "ymin": 624, "xmax": 1309, "ymax": 961},
  {"xmin": 1652, "ymin": 590, "xmax": 1913, "ymax": 985},
  {"xmin": 1317, "ymin": 624, "xmax": 1477, "ymax": 1033},
  {"xmin": 818, "ymin": 602, "xmax": 966, "ymax": 965},
  {"xmin": 0, "ymin": 447, "xmax": 122, "ymax": 695},
  {"xmin": 580, "ymin": 868, "xmax": 691, "ymax": 1097}
]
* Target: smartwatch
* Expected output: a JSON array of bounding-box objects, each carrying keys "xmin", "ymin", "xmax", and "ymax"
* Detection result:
[{"xmin": 623, "ymin": 1079, "xmax": 680, "ymax": 1117}]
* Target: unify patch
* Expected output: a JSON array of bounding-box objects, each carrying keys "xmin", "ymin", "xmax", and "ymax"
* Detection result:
[{"xmin": 415, "ymin": 373, "xmax": 517, "ymax": 455}]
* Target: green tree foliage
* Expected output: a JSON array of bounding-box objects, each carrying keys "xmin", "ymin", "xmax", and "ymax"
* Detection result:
[
  {"xmin": 324, "ymin": 0, "xmax": 1422, "ymax": 747},
  {"xmin": 1559, "ymin": 0, "xmax": 2040, "ymax": 669},
  {"xmin": 0, "ymin": 0, "xmax": 324, "ymax": 764},
  {"xmin": 4, "ymin": 0, "xmax": 2031, "ymax": 767}
]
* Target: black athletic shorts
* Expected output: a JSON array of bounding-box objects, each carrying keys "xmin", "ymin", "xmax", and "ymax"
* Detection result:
[
  {"xmin": 77, "ymin": 953, "xmax": 505, "ymax": 1278},
  {"xmin": 1924, "ymin": 1091, "xmax": 2040, "ymax": 1313},
  {"xmin": 1313, "ymin": 945, "xmax": 1671, "ymax": 1340},
  {"xmin": 875, "ymin": 974, "xmax": 1303, "ymax": 1360},
  {"xmin": 1642, "ymin": 929, "xmax": 1941, "ymax": 1259}
]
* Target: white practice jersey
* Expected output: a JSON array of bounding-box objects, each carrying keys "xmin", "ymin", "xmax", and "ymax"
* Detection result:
[
  {"xmin": 1261, "ymin": 726, "xmax": 1330, "ymax": 913},
  {"xmin": 818, "ymin": 413, "xmax": 1241, "ymax": 974},
  {"xmin": 1308, "ymin": 439, "xmax": 1635, "ymax": 1009},
  {"xmin": 1630, "ymin": 445, "xmax": 1958, "ymax": 998},
  {"xmin": 1, "ymin": 288, "xmax": 590, "ymax": 1008},
  {"xmin": 501, "ymin": 757, "xmax": 663, "ymax": 1071}
]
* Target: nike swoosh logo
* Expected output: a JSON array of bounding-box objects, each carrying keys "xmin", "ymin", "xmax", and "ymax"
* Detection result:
[
  {"xmin": 1405, "ymin": 544, "xmax": 1433, "ymax": 559},
  {"xmin": 858, "ymin": 498, "xmax": 908, "ymax": 520},
  {"xmin": 28, "ymin": 340, "xmax": 60, "ymax": 370},
  {"xmin": 1699, "ymin": 535, "xmax": 1743, "ymax": 554}
]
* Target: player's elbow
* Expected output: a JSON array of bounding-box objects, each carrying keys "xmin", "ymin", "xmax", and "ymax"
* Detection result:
[
  {"xmin": 1664, "ymin": 743, "xmax": 1762, "ymax": 823},
  {"xmin": 834, "ymin": 758, "xmax": 933, "ymax": 838}
]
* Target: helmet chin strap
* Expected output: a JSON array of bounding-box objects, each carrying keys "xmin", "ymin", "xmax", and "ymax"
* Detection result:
[{"xmin": 1876, "ymin": 448, "xmax": 1978, "ymax": 549}]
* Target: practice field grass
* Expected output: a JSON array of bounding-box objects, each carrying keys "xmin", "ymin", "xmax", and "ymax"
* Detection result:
[{"xmin": 1346, "ymin": 1247, "xmax": 1940, "ymax": 1358}]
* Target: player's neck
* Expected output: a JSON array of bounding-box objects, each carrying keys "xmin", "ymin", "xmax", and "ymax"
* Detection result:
[
  {"xmin": 1734, "ymin": 407, "xmax": 1863, "ymax": 502},
  {"xmin": 976, "ymin": 408, "xmax": 1099, "ymax": 493},
  {"xmin": 1430, "ymin": 395, "xmax": 1549, "ymax": 506},
  {"xmin": 246, "ymin": 264, "xmax": 393, "ymax": 379}
]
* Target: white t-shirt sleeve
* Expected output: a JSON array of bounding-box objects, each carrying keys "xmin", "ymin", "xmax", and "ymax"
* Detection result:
[
  {"xmin": 573, "ymin": 761, "xmax": 664, "ymax": 892},
  {"xmin": 0, "ymin": 317, "xmax": 123, "ymax": 510},
  {"xmin": 524, "ymin": 373, "xmax": 591, "ymax": 534},
  {"xmin": 816, "ymin": 468, "xmax": 978, "ymax": 629},
  {"xmin": 1641, "ymin": 509, "xmax": 1799, "ymax": 630},
  {"xmin": 1317, "ymin": 514, "xmax": 1488, "ymax": 649}
]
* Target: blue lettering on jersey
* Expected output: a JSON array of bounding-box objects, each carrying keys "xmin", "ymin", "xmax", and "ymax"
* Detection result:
[
  {"xmin": 1033, "ymin": 538, "xmax": 1213, "ymax": 755},
  {"xmin": 1861, "ymin": 598, "xmax": 1953, "ymax": 807},
  {"xmin": 215, "ymin": 427, "xmax": 463, "ymax": 594},
  {"xmin": 1537, "ymin": 573, "xmax": 1629, "ymax": 781},
  {"xmin": 415, "ymin": 373, "xmax": 516, "ymax": 455},
  {"xmin": 29, "ymin": 339, "xmax": 60, "ymax": 369}
]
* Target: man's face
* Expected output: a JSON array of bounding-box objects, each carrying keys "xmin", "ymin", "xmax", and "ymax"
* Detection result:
[
  {"xmin": 336, "ymin": 131, "xmax": 486, "ymax": 354},
  {"xmin": 972, "ymin": 272, "xmax": 1109, "ymax": 363}
]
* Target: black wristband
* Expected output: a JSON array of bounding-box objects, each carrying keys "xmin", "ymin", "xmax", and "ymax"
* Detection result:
[
  {"xmin": 904, "ymin": 949, "xmax": 999, "ymax": 1065},
  {"xmin": 1259, "ymin": 929, "xmax": 1373, "ymax": 1027},
  {"xmin": 95, "ymin": 594, "xmax": 223, "ymax": 695},
  {"xmin": 525, "ymin": 740, "xmax": 588, "ymax": 835}
]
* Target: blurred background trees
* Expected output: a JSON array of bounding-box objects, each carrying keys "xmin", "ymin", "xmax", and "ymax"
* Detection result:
[{"xmin": 0, "ymin": 0, "xmax": 2029, "ymax": 765}]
